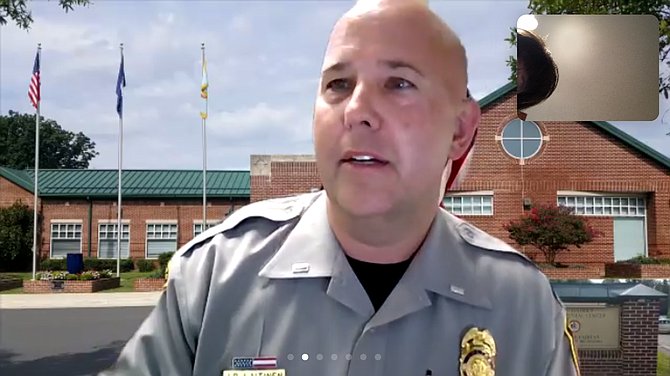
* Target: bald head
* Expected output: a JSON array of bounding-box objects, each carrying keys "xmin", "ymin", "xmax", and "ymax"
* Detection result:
[{"xmin": 323, "ymin": 0, "xmax": 469, "ymax": 101}]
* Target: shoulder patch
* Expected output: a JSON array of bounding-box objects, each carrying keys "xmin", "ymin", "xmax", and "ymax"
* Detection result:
[
  {"xmin": 564, "ymin": 315, "xmax": 581, "ymax": 376},
  {"xmin": 172, "ymin": 192, "xmax": 320, "ymax": 260},
  {"xmin": 162, "ymin": 257, "xmax": 172, "ymax": 290},
  {"xmin": 456, "ymin": 220, "xmax": 536, "ymax": 265}
]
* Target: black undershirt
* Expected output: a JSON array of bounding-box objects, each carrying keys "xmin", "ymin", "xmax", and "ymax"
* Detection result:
[{"xmin": 345, "ymin": 254, "xmax": 415, "ymax": 312}]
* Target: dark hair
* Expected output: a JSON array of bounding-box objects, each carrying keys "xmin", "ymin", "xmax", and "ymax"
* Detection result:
[{"xmin": 517, "ymin": 29, "xmax": 559, "ymax": 111}]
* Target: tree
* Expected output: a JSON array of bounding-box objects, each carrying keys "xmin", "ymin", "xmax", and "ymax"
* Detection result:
[
  {"xmin": 0, "ymin": 201, "xmax": 39, "ymax": 272},
  {"xmin": 0, "ymin": 110, "xmax": 99, "ymax": 169},
  {"xmin": 504, "ymin": 204, "xmax": 599, "ymax": 266},
  {"xmin": 506, "ymin": 0, "xmax": 670, "ymax": 98},
  {"xmin": 0, "ymin": 0, "xmax": 90, "ymax": 30}
]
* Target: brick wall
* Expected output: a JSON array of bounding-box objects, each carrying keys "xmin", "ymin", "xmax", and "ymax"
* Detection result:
[
  {"xmin": 578, "ymin": 349, "xmax": 621, "ymax": 376},
  {"xmin": 134, "ymin": 278, "xmax": 166, "ymax": 292},
  {"xmin": 0, "ymin": 177, "xmax": 35, "ymax": 208},
  {"xmin": 249, "ymin": 89, "xmax": 670, "ymax": 265},
  {"xmin": 540, "ymin": 266, "xmax": 604, "ymax": 279},
  {"xmin": 577, "ymin": 299, "xmax": 660, "ymax": 376},
  {"xmin": 23, "ymin": 277, "xmax": 120, "ymax": 293},
  {"xmin": 605, "ymin": 263, "xmax": 670, "ymax": 279},
  {"xmin": 39, "ymin": 198, "xmax": 248, "ymax": 260},
  {"xmin": 619, "ymin": 300, "xmax": 659, "ymax": 376},
  {"xmin": 250, "ymin": 155, "xmax": 321, "ymax": 203}
]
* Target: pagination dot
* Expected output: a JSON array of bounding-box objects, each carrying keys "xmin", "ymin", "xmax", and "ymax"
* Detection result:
[
  {"xmin": 331, "ymin": 354, "xmax": 338, "ymax": 360},
  {"xmin": 316, "ymin": 354, "xmax": 323, "ymax": 361},
  {"xmin": 302, "ymin": 353, "xmax": 309, "ymax": 361},
  {"xmin": 287, "ymin": 354, "xmax": 294, "ymax": 361},
  {"xmin": 375, "ymin": 354, "xmax": 382, "ymax": 360}
]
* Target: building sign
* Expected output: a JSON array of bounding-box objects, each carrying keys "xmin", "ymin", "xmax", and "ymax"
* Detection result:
[{"xmin": 566, "ymin": 306, "xmax": 620, "ymax": 349}]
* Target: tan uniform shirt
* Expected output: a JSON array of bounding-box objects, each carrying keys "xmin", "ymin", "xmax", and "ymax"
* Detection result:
[{"xmin": 100, "ymin": 191, "xmax": 580, "ymax": 376}]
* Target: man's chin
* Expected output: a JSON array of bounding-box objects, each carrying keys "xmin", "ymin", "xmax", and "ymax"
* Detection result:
[{"xmin": 331, "ymin": 190, "xmax": 397, "ymax": 218}]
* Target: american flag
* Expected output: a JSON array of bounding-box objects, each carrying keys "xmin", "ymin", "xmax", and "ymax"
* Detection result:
[
  {"xmin": 28, "ymin": 48, "xmax": 40, "ymax": 109},
  {"xmin": 232, "ymin": 357, "xmax": 278, "ymax": 370}
]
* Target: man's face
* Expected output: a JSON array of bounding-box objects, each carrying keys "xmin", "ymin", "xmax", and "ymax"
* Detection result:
[{"xmin": 313, "ymin": 5, "xmax": 475, "ymax": 217}]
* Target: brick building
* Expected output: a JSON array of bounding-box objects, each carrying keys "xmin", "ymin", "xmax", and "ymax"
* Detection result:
[
  {"xmin": 2, "ymin": 82, "xmax": 669, "ymax": 268},
  {"xmin": 250, "ymin": 82, "xmax": 670, "ymax": 269},
  {"xmin": 0, "ymin": 168, "xmax": 249, "ymax": 261}
]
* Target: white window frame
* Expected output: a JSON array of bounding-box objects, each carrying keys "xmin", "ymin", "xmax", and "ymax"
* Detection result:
[
  {"xmin": 97, "ymin": 220, "xmax": 130, "ymax": 260},
  {"xmin": 498, "ymin": 119, "xmax": 547, "ymax": 162},
  {"xmin": 193, "ymin": 220, "xmax": 221, "ymax": 237},
  {"xmin": 145, "ymin": 220, "xmax": 178, "ymax": 260},
  {"xmin": 557, "ymin": 192, "xmax": 647, "ymax": 217},
  {"xmin": 49, "ymin": 220, "xmax": 83, "ymax": 259},
  {"xmin": 443, "ymin": 191, "xmax": 494, "ymax": 216}
]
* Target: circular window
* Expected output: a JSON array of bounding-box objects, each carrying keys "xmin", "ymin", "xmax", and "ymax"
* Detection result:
[{"xmin": 500, "ymin": 119, "xmax": 543, "ymax": 159}]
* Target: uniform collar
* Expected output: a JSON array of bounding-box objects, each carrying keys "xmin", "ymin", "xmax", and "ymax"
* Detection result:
[{"xmin": 259, "ymin": 192, "xmax": 492, "ymax": 317}]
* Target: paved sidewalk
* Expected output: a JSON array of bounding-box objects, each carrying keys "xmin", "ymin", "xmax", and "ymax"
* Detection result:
[{"xmin": 0, "ymin": 292, "xmax": 162, "ymax": 309}]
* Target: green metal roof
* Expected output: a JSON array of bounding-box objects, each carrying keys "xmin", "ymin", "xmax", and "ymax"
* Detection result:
[
  {"xmin": 551, "ymin": 281, "xmax": 667, "ymax": 303},
  {"xmin": 479, "ymin": 82, "xmax": 670, "ymax": 171},
  {"xmin": 0, "ymin": 167, "xmax": 250, "ymax": 198}
]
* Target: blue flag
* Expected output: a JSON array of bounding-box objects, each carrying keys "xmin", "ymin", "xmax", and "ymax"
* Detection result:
[{"xmin": 116, "ymin": 54, "xmax": 126, "ymax": 117}]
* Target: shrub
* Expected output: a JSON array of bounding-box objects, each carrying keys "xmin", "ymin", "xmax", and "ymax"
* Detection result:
[
  {"xmin": 136, "ymin": 259, "xmax": 156, "ymax": 272},
  {"xmin": 83, "ymin": 258, "xmax": 134, "ymax": 272},
  {"xmin": 121, "ymin": 258, "xmax": 135, "ymax": 272},
  {"xmin": 158, "ymin": 252, "xmax": 175, "ymax": 271},
  {"xmin": 40, "ymin": 259, "xmax": 66, "ymax": 271},
  {"xmin": 0, "ymin": 201, "xmax": 40, "ymax": 272},
  {"xmin": 504, "ymin": 204, "xmax": 599, "ymax": 266},
  {"xmin": 618, "ymin": 255, "xmax": 670, "ymax": 265},
  {"xmin": 147, "ymin": 269, "xmax": 165, "ymax": 279}
]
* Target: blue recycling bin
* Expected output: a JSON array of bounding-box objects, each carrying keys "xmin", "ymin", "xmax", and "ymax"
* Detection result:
[{"xmin": 67, "ymin": 253, "xmax": 84, "ymax": 275}]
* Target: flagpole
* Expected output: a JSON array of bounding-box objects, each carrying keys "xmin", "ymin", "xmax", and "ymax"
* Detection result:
[
  {"xmin": 202, "ymin": 43, "xmax": 207, "ymax": 228},
  {"xmin": 117, "ymin": 43, "xmax": 124, "ymax": 278},
  {"xmin": 32, "ymin": 43, "xmax": 42, "ymax": 281}
]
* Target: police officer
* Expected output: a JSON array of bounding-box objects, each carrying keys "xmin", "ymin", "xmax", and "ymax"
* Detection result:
[{"xmin": 100, "ymin": 0, "xmax": 580, "ymax": 375}]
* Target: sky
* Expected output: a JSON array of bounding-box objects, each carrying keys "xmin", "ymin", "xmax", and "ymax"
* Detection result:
[{"xmin": 1, "ymin": 0, "xmax": 668, "ymax": 171}]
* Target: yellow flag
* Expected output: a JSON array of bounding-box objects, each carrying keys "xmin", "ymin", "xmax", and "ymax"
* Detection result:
[{"xmin": 200, "ymin": 52, "xmax": 208, "ymax": 119}]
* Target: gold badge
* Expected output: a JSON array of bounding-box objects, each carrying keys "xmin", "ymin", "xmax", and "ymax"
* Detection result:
[{"xmin": 459, "ymin": 327, "xmax": 496, "ymax": 376}]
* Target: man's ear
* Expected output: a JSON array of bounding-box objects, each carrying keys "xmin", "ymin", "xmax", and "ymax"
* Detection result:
[{"xmin": 449, "ymin": 100, "xmax": 480, "ymax": 161}]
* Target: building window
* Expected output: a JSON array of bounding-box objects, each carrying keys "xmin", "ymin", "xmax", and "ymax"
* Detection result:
[
  {"xmin": 193, "ymin": 221, "xmax": 221, "ymax": 237},
  {"xmin": 558, "ymin": 196, "xmax": 646, "ymax": 217},
  {"xmin": 50, "ymin": 222, "xmax": 82, "ymax": 259},
  {"xmin": 146, "ymin": 223, "xmax": 178, "ymax": 259},
  {"xmin": 501, "ymin": 119, "xmax": 543, "ymax": 159},
  {"xmin": 443, "ymin": 195, "xmax": 494, "ymax": 215},
  {"xmin": 98, "ymin": 223, "xmax": 130, "ymax": 259}
]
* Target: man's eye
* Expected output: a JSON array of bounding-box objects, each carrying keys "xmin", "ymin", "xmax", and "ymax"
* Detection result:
[
  {"xmin": 325, "ymin": 79, "xmax": 350, "ymax": 91},
  {"xmin": 386, "ymin": 77, "xmax": 416, "ymax": 90}
]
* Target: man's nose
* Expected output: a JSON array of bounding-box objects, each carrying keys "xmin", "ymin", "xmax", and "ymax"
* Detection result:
[{"xmin": 343, "ymin": 82, "xmax": 381, "ymax": 131}]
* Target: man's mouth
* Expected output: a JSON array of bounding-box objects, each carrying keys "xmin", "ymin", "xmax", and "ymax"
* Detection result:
[{"xmin": 341, "ymin": 155, "xmax": 389, "ymax": 165}]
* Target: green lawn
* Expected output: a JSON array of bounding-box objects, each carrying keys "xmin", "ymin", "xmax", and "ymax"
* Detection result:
[
  {"xmin": 0, "ymin": 271, "xmax": 155, "ymax": 294},
  {"xmin": 660, "ymin": 351, "xmax": 670, "ymax": 376}
]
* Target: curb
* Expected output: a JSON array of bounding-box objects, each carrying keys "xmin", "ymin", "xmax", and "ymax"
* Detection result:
[{"xmin": 0, "ymin": 292, "xmax": 161, "ymax": 310}]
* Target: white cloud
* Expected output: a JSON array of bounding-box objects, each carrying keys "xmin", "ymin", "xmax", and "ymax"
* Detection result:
[
  {"xmin": 1, "ymin": 0, "xmax": 667, "ymax": 171},
  {"xmin": 229, "ymin": 14, "xmax": 251, "ymax": 34},
  {"xmin": 207, "ymin": 102, "xmax": 306, "ymax": 140},
  {"xmin": 132, "ymin": 71, "xmax": 195, "ymax": 99}
]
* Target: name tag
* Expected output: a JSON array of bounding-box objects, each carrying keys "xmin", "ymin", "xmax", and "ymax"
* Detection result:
[{"xmin": 223, "ymin": 370, "xmax": 286, "ymax": 376}]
